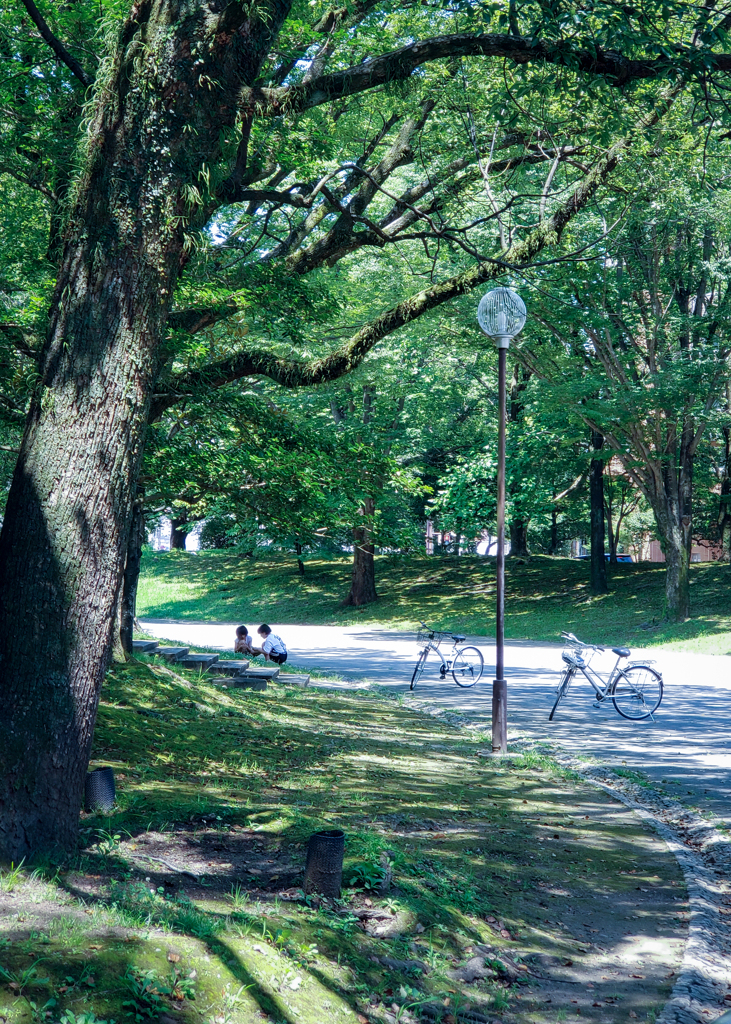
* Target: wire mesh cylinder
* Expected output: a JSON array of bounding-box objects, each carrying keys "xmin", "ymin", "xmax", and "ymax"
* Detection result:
[
  {"xmin": 84, "ymin": 767, "xmax": 116, "ymax": 813},
  {"xmin": 304, "ymin": 829, "xmax": 344, "ymax": 897}
]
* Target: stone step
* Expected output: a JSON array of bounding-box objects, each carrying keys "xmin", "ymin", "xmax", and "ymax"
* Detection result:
[
  {"xmin": 240, "ymin": 666, "xmax": 279, "ymax": 680},
  {"xmin": 177, "ymin": 653, "xmax": 219, "ymax": 671},
  {"xmin": 233, "ymin": 677, "xmax": 267, "ymax": 691},
  {"xmin": 132, "ymin": 640, "xmax": 159, "ymax": 653},
  {"xmin": 278, "ymin": 674, "xmax": 310, "ymax": 688},
  {"xmin": 208, "ymin": 660, "xmax": 250, "ymax": 676},
  {"xmin": 212, "ymin": 677, "xmax": 267, "ymax": 691},
  {"xmin": 156, "ymin": 647, "xmax": 189, "ymax": 661}
]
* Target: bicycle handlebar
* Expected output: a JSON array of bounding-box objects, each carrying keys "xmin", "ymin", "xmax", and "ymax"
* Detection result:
[
  {"xmin": 560, "ymin": 631, "xmax": 605, "ymax": 652},
  {"xmin": 419, "ymin": 621, "xmax": 460, "ymax": 641}
]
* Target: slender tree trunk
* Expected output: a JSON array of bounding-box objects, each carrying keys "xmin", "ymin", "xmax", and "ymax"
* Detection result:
[
  {"xmin": 0, "ymin": 0, "xmax": 291, "ymax": 861},
  {"xmin": 509, "ymin": 518, "xmax": 529, "ymax": 557},
  {"xmin": 718, "ymin": 416, "xmax": 731, "ymax": 563},
  {"xmin": 295, "ymin": 541, "xmax": 305, "ymax": 577},
  {"xmin": 645, "ymin": 464, "xmax": 693, "ymax": 620},
  {"xmin": 590, "ymin": 432, "xmax": 608, "ymax": 595},
  {"xmin": 120, "ymin": 500, "xmax": 146, "ymax": 656},
  {"xmin": 548, "ymin": 508, "xmax": 559, "ymax": 555},
  {"xmin": 345, "ymin": 497, "xmax": 378, "ymax": 606}
]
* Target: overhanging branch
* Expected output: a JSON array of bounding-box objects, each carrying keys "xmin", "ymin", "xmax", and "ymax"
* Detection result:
[
  {"xmin": 18, "ymin": 0, "xmax": 92, "ymax": 87},
  {"xmin": 151, "ymin": 81, "xmax": 682, "ymax": 420},
  {"xmin": 241, "ymin": 32, "xmax": 702, "ymax": 118}
]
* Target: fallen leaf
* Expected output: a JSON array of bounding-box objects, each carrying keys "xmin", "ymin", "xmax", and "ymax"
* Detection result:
[
  {"xmin": 629, "ymin": 1012, "xmax": 638, "ymax": 1018},
  {"xmin": 564, "ymin": 959, "xmax": 574, "ymax": 967},
  {"xmin": 167, "ymin": 954, "xmax": 181, "ymax": 963},
  {"xmin": 631, "ymin": 974, "xmax": 645, "ymax": 979}
]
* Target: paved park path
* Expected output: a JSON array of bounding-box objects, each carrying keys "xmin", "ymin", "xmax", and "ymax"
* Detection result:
[{"xmin": 141, "ymin": 620, "xmax": 731, "ymax": 825}]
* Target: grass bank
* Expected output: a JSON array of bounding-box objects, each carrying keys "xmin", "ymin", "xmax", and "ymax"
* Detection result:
[
  {"xmin": 137, "ymin": 550, "xmax": 731, "ymax": 653},
  {"xmin": 0, "ymin": 659, "xmax": 687, "ymax": 1024}
]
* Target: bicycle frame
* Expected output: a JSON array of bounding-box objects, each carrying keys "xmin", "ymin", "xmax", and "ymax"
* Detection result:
[
  {"xmin": 566, "ymin": 649, "xmax": 625, "ymax": 702},
  {"xmin": 420, "ymin": 637, "xmax": 461, "ymax": 675}
]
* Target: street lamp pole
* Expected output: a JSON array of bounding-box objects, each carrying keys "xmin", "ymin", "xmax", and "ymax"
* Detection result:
[{"xmin": 477, "ymin": 288, "xmax": 526, "ymax": 755}]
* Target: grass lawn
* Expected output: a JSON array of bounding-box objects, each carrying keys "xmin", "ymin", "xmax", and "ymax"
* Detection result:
[
  {"xmin": 137, "ymin": 550, "xmax": 731, "ymax": 654},
  {"xmin": 0, "ymin": 659, "xmax": 687, "ymax": 1024}
]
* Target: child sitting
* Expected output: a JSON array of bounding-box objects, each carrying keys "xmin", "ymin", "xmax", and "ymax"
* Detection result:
[{"xmin": 234, "ymin": 625, "xmax": 261, "ymax": 656}]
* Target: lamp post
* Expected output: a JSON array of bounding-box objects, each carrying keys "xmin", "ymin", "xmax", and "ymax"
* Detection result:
[{"xmin": 477, "ymin": 287, "xmax": 527, "ymax": 754}]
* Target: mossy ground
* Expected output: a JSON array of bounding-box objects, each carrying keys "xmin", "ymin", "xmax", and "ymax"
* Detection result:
[
  {"xmin": 137, "ymin": 551, "xmax": 731, "ymax": 654},
  {"xmin": 0, "ymin": 658, "xmax": 687, "ymax": 1024}
]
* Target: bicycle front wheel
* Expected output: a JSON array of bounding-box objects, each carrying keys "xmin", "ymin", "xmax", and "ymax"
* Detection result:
[
  {"xmin": 410, "ymin": 648, "xmax": 428, "ymax": 690},
  {"xmin": 611, "ymin": 664, "xmax": 663, "ymax": 720},
  {"xmin": 451, "ymin": 646, "xmax": 484, "ymax": 687},
  {"xmin": 549, "ymin": 669, "xmax": 573, "ymax": 721}
]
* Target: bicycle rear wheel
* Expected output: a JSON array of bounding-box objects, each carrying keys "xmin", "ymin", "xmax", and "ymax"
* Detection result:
[
  {"xmin": 410, "ymin": 648, "xmax": 428, "ymax": 690},
  {"xmin": 549, "ymin": 669, "xmax": 573, "ymax": 720},
  {"xmin": 611, "ymin": 664, "xmax": 663, "ymax": 720},
  {"xmin": 451, "ymin": 646, "xmax": 484, "ymax": 687}
]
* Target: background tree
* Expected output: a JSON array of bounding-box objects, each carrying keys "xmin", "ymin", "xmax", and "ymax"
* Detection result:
[{"xmin": 522, "ymin": 122, "xmax": 731, "ymax": 618}]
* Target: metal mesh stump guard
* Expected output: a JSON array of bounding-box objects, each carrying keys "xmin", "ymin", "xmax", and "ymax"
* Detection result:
[
  {"xmin": 84, "ymin": 767, "xmax": 116, "ymax": 813},
  {"xmin": 304, "ymin": 829, "xmax": 344, "ymax": 897}
]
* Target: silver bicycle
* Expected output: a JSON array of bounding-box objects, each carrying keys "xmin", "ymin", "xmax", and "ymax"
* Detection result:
[
  {"xmin": 410, "ymin": 622, "xmax": 484, "ymax": 689},
  {"xmin": 550, "ymin": 632, "xmax": 663, "ymax": 721}
]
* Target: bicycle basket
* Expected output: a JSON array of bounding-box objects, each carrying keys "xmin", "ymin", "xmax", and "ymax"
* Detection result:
[{"xmin": 417, "ymin": 628, "xmax": 434, "ymax": 648}]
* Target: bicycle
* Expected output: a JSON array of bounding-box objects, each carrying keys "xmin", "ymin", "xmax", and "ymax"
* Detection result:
[
  {"xmin": 549, "ymin": 631, "xmax": 663, "ymax": 721},
  {"xmin": 410, "ymin": 622, "xmax": 484, "ymax": 690}
]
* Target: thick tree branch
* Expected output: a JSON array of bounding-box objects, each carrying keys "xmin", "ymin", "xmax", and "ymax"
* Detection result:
[
  {"xmin": 554, "ymin": 470, "xmax": 589, "ymax": 503},
  {"xmin": 167, "ymin": 302, "xmax": 242, "ymax": 334},
  {"xmin": 151, "ymin": 81, "xmax": 682, "ymax": 420},
  {"xmin": 18, "ymin": 0, "xmax": 92, "ymax": 87},
  {"xmin": 241, "ymin": 32, "xmax": 703, "ymax": 118},
  {"xmin": 0, "ymin": 322, "xmax": 41, "ymax": 359}
]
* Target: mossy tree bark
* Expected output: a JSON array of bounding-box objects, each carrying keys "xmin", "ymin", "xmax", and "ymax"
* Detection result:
[{"xmin": 0, "ymin": 0, "xmax": 291, "ymax": 861}]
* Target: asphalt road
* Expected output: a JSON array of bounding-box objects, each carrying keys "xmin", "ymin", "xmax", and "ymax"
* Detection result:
[{"xmin": 141, "ymin": 619, "xmax": 731, "ymax": 825}]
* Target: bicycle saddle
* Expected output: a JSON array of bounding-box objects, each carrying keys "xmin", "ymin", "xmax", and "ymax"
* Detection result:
[
  {"xmin": 612, "ymin": 647, "xmax": 630, "ymax": 658},
  {"xmin": 451, "ymin": 634, "xmax": 466, "ymax": 643}
]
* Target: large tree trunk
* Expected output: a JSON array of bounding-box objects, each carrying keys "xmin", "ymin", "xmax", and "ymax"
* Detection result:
[
  {"xmin": 120, "ymin": 499, "xmax": 146, "ymax": 656},
  {"xmin": 345, "ymin": 497, "xmax": 378, "ymax": 606},
  {"xmin": 170, "ymin": 515, "xmax": 188, "ymax": 551},
  {"xmin": 590, "ymin": 432, "xmax": 608, "ymax": 595},
  {"xmin": 0, "ymin": 0, "xmax": 290, "ymax": 861}
]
